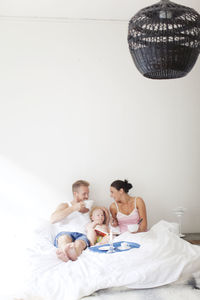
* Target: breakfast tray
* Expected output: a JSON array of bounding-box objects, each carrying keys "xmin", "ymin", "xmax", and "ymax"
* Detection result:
[{"xmin": 89, "ymin": 241, "xmax": 140, "ymax": 253}]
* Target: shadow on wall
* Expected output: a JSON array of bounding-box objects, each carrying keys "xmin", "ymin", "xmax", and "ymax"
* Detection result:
[
  {"xmin": 0, "ymin": 155, "xmax": 64, "ymax": 231},
  {"xmin": 0, "ymin": 155, "xmax": 65, "ymax": 296}
]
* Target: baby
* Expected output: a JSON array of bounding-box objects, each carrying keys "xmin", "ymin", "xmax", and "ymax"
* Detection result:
[{"xmin": 86, "ymin": 206, "xmax": 110, "ymax": 246}]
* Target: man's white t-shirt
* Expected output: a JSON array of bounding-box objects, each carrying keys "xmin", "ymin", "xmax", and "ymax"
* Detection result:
[{"xmin": 53, "ymin": 201, "xmax": 90, "ymax": 236}]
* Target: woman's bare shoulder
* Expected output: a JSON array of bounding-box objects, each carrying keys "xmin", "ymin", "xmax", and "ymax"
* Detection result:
[
  {"xmin": 136, "ymin": 197, "xmax": 146, "ymax": 207},
  {"xmin": 136, "ymin": 196, "xmax": 144, "ymax": 202}
]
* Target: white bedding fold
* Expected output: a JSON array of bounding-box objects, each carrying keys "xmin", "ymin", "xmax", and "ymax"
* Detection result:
[{"xmin": 25, "ymin": 220, "xmax": 200, "ymax": 300}]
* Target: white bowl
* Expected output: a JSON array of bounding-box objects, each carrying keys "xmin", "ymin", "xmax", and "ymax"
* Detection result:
[
  {"xmin": 128, "ymin": 224, "xmax": 139, "ymax": 233},
  {"xmin": 84, "ymin": 200, "xmax": 94, "ymax": 210}
]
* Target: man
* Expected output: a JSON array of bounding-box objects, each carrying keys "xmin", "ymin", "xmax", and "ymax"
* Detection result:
[{"xmin": 51, "ymin": 180, "xmax": 91, "ymax": 262}]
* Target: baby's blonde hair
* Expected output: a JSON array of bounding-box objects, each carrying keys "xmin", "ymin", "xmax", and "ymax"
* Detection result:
[{"xmin": 90, "ymin": 206, "xmax": 110, "ymax": 225}]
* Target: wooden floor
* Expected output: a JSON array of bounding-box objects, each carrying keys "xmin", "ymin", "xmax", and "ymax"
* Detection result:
[
  {"xmin": 183, "ymin": 233, "xmax": 200, "ymax": 245},
  {"xmin": 83, "ymin": 283, "xmax": 200, "ymax": 300}
]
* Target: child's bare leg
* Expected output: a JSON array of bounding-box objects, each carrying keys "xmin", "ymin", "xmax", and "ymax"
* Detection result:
[
  {"xmin": 56, "ymin": 235, "xmax": 72, "ymax": 262},
  {"xmin": 87, "ymin": 228, "xmax": 97, "ymax": 246},
  {"xmin": 66, "ymin": 239, "xmax": 87, "ymax": 261}
]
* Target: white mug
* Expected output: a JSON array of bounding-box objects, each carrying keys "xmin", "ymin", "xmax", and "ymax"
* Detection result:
[
  {"xmin": 128, "ymin": 224, "xmax": 139, "ymax": 233},
  {"xmin": 84, "ymin": 200, "xmax": 94, "ymax": 210}
]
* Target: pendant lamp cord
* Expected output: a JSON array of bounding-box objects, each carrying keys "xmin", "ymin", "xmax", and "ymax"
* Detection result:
[{"xmin": 161, "ymin": 0, "xmax": 170, "ymax": 8}]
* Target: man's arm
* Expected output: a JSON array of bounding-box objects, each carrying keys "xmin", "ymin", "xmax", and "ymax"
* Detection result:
[
  {"xmin": 50, "ymin": 203, "xmax": 73, "ymax": 224},
  {"xmin": 50, "ymin": 201, "xmax": 85, "ymax": 224}
]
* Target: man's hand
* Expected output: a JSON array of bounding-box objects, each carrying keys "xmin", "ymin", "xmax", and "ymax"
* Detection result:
[
  {"xmin": 72, "ymin": 201, "xmax": 84, "ymax": 211},
  {"xmin": 72, "ymin": 201, "xmax": 89, "ymax": 213}
]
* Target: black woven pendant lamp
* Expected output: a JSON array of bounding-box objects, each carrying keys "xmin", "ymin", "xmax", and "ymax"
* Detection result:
[{"xmin": 128, "ymin": 0, "xmax": 200, "ymax": 79}]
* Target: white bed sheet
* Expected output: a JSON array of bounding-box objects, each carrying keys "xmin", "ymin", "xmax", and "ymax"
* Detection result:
[{"xmin": 24, "ymin": 220, "xmax": 200, "ymax": 300}]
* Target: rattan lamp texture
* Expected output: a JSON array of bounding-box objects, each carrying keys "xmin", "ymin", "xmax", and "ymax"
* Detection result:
[{"xmin": 128, "ymin": 0, "xmax": 200, "ymax": 79}]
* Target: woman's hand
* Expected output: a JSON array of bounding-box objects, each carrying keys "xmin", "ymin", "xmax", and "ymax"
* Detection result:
[{"xmin": 110, "ymin": 217, "xmax": 118, "ymax": 227}]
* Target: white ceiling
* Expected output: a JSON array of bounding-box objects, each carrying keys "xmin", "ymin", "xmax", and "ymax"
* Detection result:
[{"xmin": 0, "ymin": 0, "xmax": 199, "ymax": 21}]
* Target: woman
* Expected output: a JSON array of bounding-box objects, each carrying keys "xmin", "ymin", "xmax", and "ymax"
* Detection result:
[{"xmin": 109, "ymin": 179, "xmax": 147, "ymax": 233}]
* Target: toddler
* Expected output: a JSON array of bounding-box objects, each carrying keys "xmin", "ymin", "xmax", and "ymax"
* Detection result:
[{"xmin": 86, "ymin": 206, "xmax": 110, "ymax": 246}]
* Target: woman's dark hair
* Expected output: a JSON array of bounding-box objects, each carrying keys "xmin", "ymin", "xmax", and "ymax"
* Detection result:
[{"xmin": 111, "ymin": 179, "xmax": 133, "ymax": 193}]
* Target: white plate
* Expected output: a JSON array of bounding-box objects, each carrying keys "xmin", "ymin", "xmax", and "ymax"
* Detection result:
[
  {"xmin": 118, "ymin": 246, "xmax": 131, "ymax": 250},
  {"xmin": 99, "ymin": 246, "xmax": 112, "ymax": 251}
]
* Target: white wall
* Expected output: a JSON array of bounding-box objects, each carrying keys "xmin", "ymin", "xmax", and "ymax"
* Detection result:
[
  {"xmin": 0, "ymin": 18, "xmax": 200, "ymax": 234},
  {"xmin": 0, "ymin": 0, "xmax": 199, "ymax": 19}
]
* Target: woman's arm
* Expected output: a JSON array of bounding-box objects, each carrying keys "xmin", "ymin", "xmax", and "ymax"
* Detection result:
[
  {"xmin": 136, "ymin": 197, "xmax": 147, "ymax": 232},
  {"xmin": 109, "ymin": 203, "xmax": 118, "ymax": 227}
]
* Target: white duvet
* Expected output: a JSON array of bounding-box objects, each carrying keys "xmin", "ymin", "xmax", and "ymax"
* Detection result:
[{"xmin": 25, "ymin": 220, "xmax": 200, "ymax": 300}]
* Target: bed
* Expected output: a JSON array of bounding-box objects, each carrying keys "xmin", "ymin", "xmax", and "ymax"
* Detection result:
[{"xmin": 21, "ymin": 220, "xmax": 200, "ymax": 300}]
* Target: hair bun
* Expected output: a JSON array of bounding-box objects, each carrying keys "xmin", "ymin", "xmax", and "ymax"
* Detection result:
[
  {"xmin": 111, "ymin": 179, "xmax": 133, "ymax": 194},
  {"xmin": 124, "ymin": 179, "xmax": 133, "ymax": 192}
]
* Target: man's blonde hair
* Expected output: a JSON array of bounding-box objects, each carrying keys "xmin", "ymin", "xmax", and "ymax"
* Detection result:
[{"xmin": 72, "ymin": 180, "xmax": 90, "ymax": 193}]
